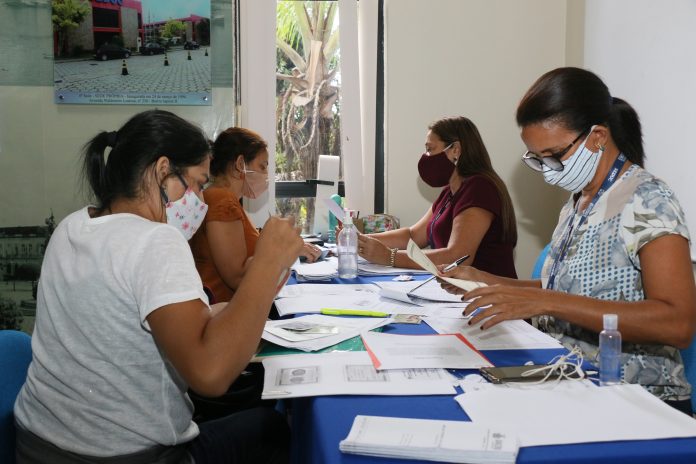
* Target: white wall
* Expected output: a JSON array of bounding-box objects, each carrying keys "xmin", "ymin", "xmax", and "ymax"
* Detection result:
[
  {"xmin": 384, "ymin": 0, "xmax": 577, "ymax": 277},
  {"xmin": 583, "ymin": 0, "xmax": 696, "ymax": 261}
]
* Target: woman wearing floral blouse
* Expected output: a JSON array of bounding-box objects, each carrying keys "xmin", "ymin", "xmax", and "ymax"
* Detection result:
[{"xmin": 441, "ymin": 67, "xmax": 696, "ymax": 415}]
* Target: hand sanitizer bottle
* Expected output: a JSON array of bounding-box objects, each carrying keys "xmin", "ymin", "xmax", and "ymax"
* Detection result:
[
  {"xmin": 337, "ymin": 213, "xmax": 358, "ymax": 279},
  {"xmin": 599, "ymin": 314, "xmax": 622, "ymax": 386}
]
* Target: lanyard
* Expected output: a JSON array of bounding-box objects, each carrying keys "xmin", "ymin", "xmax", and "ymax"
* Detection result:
[
  {"xmin": 546, "ymin": 153, "xmax": 627, "ymax": 290},
  {"xmin": 428, "ymin": 192, "xmax": 453, "ymax": 249}
]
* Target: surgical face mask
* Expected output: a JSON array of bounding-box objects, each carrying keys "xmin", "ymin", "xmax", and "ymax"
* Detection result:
[
  {"xmin": 418, "ymin": 144, "xmax": 456, "ymax": 187},
  {"xmin": 542, "ymin": 129, "xmax": 601, "ymax": 193},
  {"xmin": 242, "ymin": 163, "xmax": 269, "ymax": 199},
  {"xmin": 162, "ymin": 174, "xmax": 208, "ymax": 240}
]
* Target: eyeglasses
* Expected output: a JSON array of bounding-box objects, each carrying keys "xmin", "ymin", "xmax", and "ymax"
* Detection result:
[{"xmin": 521, "ymin": 128, "xmax": 591, "ymax": 172}]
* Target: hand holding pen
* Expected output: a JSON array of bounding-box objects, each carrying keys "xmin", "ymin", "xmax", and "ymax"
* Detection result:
[{"xmin": 410, "ymin": 254, "xmax": 470, "ymax": 293}]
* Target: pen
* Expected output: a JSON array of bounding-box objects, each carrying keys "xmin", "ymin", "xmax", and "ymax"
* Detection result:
[
  {"xmin": 442, "ymin": 254, "xmax": 470, "ymax": 272},
  {"xmin": 321, "ymin": 308, "xmax": 390, "ymax": 317},
  {"xmin": 410, "ymin": 255, "xmax": 470, "ymax": 293}
]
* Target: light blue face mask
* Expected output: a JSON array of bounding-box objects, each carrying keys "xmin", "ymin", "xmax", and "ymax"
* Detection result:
[{"xmin": 542, "ymin": 127, "xmax": 602, "ymax": 193}]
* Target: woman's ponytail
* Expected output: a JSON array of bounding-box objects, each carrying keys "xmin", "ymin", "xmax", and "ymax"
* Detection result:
[
  {"xmin": 81, "ymin": 131, "xmax": 110, "ymax": 211},
  {"xmin": 608, "ymin": 97, "xmax": 645, "ymax": 167}
]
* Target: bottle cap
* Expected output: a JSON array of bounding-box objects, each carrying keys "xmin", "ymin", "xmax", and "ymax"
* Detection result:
[
  {"xmin": 343, "ymin": 212, "xmax": 353, "ymax": 224},
  {"xmin": 603, "ymin": 314, "xmax": 618, "ymax": 330}
]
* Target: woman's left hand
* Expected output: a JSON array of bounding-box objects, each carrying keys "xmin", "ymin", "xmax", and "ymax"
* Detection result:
[
  {"xmin": 300, "ymin": 243, "xmax": 323, "ymax": 263},
  {"xmin": 463, "ymin": 285, "xmax": 556, "ymax": 329},
  {"xmin": 357, "ymin": 233, "xmax": 390, "ymax": 265}
]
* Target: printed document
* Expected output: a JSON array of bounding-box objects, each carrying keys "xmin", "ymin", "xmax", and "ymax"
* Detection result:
[
  {"xmin": 424, "ymin": 317, "xmax": 562, "ymax": 350},
  {"xmin": 276, "ymin": 283, "xmax": 378, "ymax": 299},
  {"xmin": 361, "ymin": 331, "xmax": 493, "ymax": 370},
  {"xmin": 340, "ymin": 415, "xmax": 518, "ymax": 464},
  {"xmin": 262, "ymin": 314, "xmax": 391, "ymax": 352},
  {"xmin": 261, "ymin": 352, "xmax": 456, "ymax": 399},
  {"xmin": 406, "ymin": 239, "xmax": 486, "ymax": 292},
  {"xmin": 273, "ymin": 292, "xmax": 425, "ymax": 317},
  {"xmin": 378, "ymin": 280, "xmax": 467, "ymax": 306},
  {"xmin": 455, "ymin": 383, "xmax": 696, "ymax": 447}
]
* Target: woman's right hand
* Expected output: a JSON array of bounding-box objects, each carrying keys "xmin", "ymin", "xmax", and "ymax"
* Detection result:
[
  {"xmin": 437, "ymin": 265, "xmax": 491, "ymax": 294},
  {"xmin": 255, "ymin": 216, "xmax": 305, "ymax": 270}
]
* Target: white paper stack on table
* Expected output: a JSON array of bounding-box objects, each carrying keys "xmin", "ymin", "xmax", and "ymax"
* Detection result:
[
  {"xmin": 292, "ymin": 256, "xmax": 339, "ymax": 281},
  {"xmin": 261, "ymin": 352, "xmax": 456, "ymax": 399},
  {"xmin": 455, "ymin": 383, "xmax": 696, "ymax": 447},
  {"xmin": 361, "ymin": 331, "xmax": 493, "ymax": 370},
  {"xmin": 357, "ymin": 257, "xmax": 430, "ymax": 276},
  {"xmin": 340, "ymin": 415, "xmax": 518, "ymax": 464},
  {"xmin": 377, "ymin": 280, "xmax": 467, "ymax": 308},
  {"xmin": 262, "ymin": 314, "xmax": 391, "ymax": 352},
  {"xmin": 424, "ymin": 317, "xmax": 563, "ymax": 350},
  {"xmin": 273, "ymin": 291, "xmax": 429, "ymax": 317}
]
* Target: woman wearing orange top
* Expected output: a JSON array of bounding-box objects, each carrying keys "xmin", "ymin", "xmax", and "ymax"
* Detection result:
[{"xmin": 190, "ymin": 127, "xmax": 322, "ymax": 302}]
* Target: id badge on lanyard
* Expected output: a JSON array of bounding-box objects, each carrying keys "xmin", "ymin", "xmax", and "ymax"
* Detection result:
[{"xmin": 546, "ymin": 153, "xmax": 627, "ymax": 290}]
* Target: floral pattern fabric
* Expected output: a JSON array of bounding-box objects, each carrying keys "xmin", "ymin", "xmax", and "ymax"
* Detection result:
[{"xmin": 539, "ymin": 164, "xmax": 692, "ymax": 401}]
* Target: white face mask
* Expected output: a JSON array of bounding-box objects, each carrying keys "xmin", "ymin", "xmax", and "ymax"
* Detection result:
[
  {"xmin": 542, "ymin": 127, "xmax": 601, "ymax": 193},
  {"xmin": 162, "ymin": 175, "xmax": 208, "ymax": 240},
  {"xmin": 242, "ymin": 162, "xmax": 269, "ymax": 199}
]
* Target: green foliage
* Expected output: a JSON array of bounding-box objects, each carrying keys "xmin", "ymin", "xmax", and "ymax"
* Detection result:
[
  {"xmin": 161, "ymin": 20, "xmax": 186, "ymax": 39},
  {"xmin": 0, "ymin": 297, "xmax": 23, "ymax": 331},
  {"xmin": 52, "ymin": 0, "xmax": 89, "ymax": 57},
  {"xmin": 51, "ymin": 0, "xmax": 89, "ymax": 30}
]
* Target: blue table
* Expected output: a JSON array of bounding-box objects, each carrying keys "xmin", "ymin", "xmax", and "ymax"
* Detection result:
[{"xmin": 286, "ymin": 275, "xmax": 696, "ymax": 463}]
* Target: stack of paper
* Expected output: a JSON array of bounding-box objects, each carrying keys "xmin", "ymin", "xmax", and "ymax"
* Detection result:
[
  {"xmin": 262, "ymin": 352, "xmax": 456, "ymax": 399},
  {"xmin": 378, "ymin": 280, "xmax": 467, "ymax": 307},
  {"xmin": 358, "ymin": 258, "xmax": 430, "ymax": 276},
  {"xmin": 273, "ymin": 292, "xmax": 426, "ymax": 317},
  {"xmin": 262, "ymin": 314, "xmax": 391, "ymax": 352},
  {"xmin": 292, "ymin": 256, "xmax": 339, "ymax": 281},
  {"xmin": 424, "ymin": 317, "xmax": 563, "ymax": 350},
  {"xmin": 455, "ymin": 383, "xmax": 696, "ymax": 447},
  {"xmin": 361, "ymin": 331, "xmax": 493, "ymax": 369},
  {"xmin": 340, "ymin": 415, "xmax": 518, "ymax": 464}
]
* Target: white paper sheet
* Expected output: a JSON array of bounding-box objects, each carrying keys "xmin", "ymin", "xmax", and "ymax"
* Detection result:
[
  {"xmin": 378, "ymin": 280, "xmax": 467, "ymax": 306},
  {"xmin": 406, "ymin": 239, "xmax": 486, "ymax": 291},
  {"xmin": 276, "ymin": 283, "xmax": 378, "ymax": 299},
  {"xmin": 262, "ymin": 314, "xmax": 391, "ymax": 352},
  {"xmin": 340, "ymin": 415, "xmax": 518, "ymax": 464},
  {"xmin": 273, "ymin": 292, "xmax": 425, "ymax": 317},
  {"xmin": 292, "ymin": 256, "xmax": 339, "ymax": 281},
  {"xmin": 261, "ymin": 352, "xmax": 456, "ymax": 399},
  {"xmin": 358, "ymin": 259, "xmax": 430, "ymax": 276},
  {"xmin": 424, "ymin": 318, "xmax": 562, "ymax": 350},
  {"xmin": 361, "ymin": 331, "xmax": 493, "ymax": 370},
  {"xmin": 456, "ymin": 384, "xmax": 696, "ymax": 447}
]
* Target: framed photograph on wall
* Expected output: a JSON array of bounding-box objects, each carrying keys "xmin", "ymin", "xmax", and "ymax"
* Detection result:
[{"xmin": 52, "ymin": 0, "xmax": 211, "ymax": 105}]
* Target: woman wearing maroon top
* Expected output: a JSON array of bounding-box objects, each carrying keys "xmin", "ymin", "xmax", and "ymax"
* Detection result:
[{"xmin": 357, "ymin": 116, "xmax": 517, "ymax": 278}]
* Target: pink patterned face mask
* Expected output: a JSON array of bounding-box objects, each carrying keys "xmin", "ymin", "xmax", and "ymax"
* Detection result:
[{"xmin": 163, "ymin": 174, "xmax": 208, "ymax": 240}]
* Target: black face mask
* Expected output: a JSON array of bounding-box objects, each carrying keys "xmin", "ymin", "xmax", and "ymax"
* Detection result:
[{"xmin": 418, "ymin": 148, "xmax": 455, "ymax": 187}]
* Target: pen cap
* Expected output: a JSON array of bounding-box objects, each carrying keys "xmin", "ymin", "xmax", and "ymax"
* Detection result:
[{"xmin": 603, "ymin": 313, "xmax": 618, "ymax": 331}]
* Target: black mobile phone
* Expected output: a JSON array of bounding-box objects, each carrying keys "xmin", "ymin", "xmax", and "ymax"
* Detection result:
[{"xmin": 479, "ymin": 364, "xmax": 581, "ymax": 384}]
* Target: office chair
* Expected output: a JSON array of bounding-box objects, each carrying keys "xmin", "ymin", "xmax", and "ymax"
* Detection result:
[{"xmin": 0, "ymin": 330, "xmax": 32, "ymax": 464}]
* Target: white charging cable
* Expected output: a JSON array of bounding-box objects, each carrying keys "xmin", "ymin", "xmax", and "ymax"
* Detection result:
[{"xmin": 512, "ymin": 346, "xmax": 589, "ymax": 386}]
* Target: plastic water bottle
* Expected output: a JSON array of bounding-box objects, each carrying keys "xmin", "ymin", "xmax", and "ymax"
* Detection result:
[
  {"xmin": 327, "ymin": 194, "xmax": 343, "ymax": 244},
  {"xmin": 599, "ymin": 314, "xmax": 622, "ymax": 386},
  {"xmin": 337, "ymin": 213, "xmax": 358, "ymax": 279}
]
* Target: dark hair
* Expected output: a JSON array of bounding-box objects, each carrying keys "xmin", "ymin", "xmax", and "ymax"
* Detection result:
[
  {"xmin": 211, "ymin": 127, "xmax": 268, "ymax": 177},
  {"xmin": 82, "ymin": 110, "xmax": 210, "ymax": 213},
  {"xmin": 429, "ymin": 117, "xmax": 518, "ymax": 245},
  {"xmin": 516, "ymin": 67, "xmax": 644, "ymax": 166}
]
